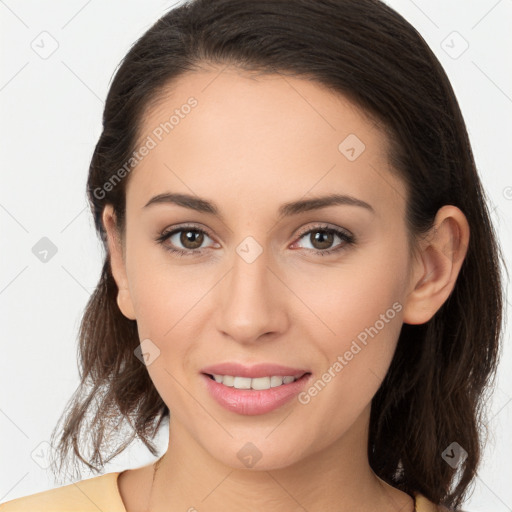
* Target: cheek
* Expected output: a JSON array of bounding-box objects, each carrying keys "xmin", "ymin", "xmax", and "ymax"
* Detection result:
[
  {"xmin": 291, "ymin": 246, "xmax": 405, "ymax": 346},
  {"xmin": 334, "ymin": 255, "xmax": 406, "ymax": 381},
  {"xmin": 126, "ymin": 239, "xmax": 206, "ymax": 337},
  {"xmin": 293, "ymin": 245, "xmax": 407, "ymax": 405},
  {"xmin": 130, "ymin": 267, "xmax": 201, "ymax": 415},
  {"xmin": 125, "ymin": 258, "xmax": 205, "ymax": 408},
  {"xmin": 295, "ymin": 295, "xmax": 404, "ymax": 449}
]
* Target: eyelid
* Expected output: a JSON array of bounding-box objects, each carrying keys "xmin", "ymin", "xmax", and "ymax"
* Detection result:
[
  {"xmin": 159, "ymin": 222, "xmax": 352, "ymax": 242},
  {"xmin": 294, "ymin": 222, "xmax": 353, "ymax": 239},
  {"xmin": 161, "ymin": 222, "xmax": 215, "ymax": 239}
]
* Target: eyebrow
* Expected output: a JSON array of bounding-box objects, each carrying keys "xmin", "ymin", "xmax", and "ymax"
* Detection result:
[{"xmin": 143, "ymin": 192, "xmax": 375, "ymax": 219}]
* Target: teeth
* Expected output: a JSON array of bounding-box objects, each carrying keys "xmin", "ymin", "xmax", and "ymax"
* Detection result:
[
  {"xmin": 221, "ymin": 375, "xmax": 235, "ymax": 387},
  {"xmin": 233, "ymin": 376, "xmax": 252, "ymax": 389},
  {"xmin": 270, "ymin": 376, "xmax": 283, "ymax": 387},
  {"xmin": 210, "ymin": 374, "xmax": 300, "ymax": 390}
]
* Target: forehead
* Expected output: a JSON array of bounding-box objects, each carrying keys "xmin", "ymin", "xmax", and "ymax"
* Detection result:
[{"xmin": 127, "ymin": 68, "xmax": 406, "ymax": 218}]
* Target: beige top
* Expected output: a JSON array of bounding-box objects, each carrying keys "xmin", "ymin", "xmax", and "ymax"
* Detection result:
[{"xmin": 0, "ymin": 470, "xmax": 441, "ymax": 511}]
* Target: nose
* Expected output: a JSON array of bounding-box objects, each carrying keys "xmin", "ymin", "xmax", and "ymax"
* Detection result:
[{"xmin": 216, "ymin": 245, "xmax": 288, "ymax": 345}]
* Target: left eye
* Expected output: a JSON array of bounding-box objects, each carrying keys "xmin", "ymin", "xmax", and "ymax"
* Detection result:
[{"xmin": 292, "ymin": 226, "xmax": 355, "ymax": 255}]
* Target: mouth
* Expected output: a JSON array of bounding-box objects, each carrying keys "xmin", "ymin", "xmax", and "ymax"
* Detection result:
[
  {"xmin": 203, "ymin": 372, "xmax": 309, "ymax": 390},
  {"xmin": 200, "ymin": 370, "xmax": 312, "ymax": 415}
]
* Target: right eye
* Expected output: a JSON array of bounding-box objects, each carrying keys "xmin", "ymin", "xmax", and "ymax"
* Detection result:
[{"xmin": 155, "ymin": 225, "xmax": 218, "ymax": 257}]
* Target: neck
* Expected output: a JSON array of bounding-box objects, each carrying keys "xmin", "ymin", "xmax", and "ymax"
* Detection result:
[{"xmin": 147, "ymin": 405, "xmax": 414, "ymax": 512}]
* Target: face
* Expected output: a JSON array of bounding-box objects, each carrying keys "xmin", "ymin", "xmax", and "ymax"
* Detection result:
[{"xmin": 104, "ymin": 67, "xmax": 421, "ymax": 470}]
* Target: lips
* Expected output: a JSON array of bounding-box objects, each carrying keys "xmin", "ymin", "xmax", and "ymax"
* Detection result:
[
  {"xmin": 201, "ymin": 362, "xmax": 309, "ymax": 379},
  {"xmin": 200, "ymin": 362, "xmax": 312, "ymax": 415}
]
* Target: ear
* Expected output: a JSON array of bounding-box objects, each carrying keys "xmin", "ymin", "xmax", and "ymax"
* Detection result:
[
  {"xmin": 102, "ymin": 204, "xmax": 136, "ymax": 321},
  {"xmin": 402, "ymin": 205, "xmax": 470, "ymax": 325}
]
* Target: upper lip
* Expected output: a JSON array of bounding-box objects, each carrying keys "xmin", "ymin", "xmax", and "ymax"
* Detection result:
[{"xmin": 201, "ymin": 362, "xmax": 310, "ymax": 379}]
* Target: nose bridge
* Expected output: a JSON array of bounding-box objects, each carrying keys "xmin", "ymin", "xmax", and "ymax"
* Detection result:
[{"xmin": 232, "ymin": 237, "xmax": 269, "ymax": 295}]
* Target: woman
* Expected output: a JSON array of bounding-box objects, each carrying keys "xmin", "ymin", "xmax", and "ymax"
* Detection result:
[{"xmin": 0, "ymin": 0, "xmax": 504, "ymax": 510}]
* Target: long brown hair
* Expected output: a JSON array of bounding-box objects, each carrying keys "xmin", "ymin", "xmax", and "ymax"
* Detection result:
[{"xmin": 49, "ymin": 1, "xmax": 505, "ymax": 509}]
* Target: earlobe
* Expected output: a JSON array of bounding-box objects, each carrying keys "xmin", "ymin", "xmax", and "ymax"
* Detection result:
[
  {"xmin": 402, "ymin": 205, "xmax": 470, "ymax": 325},
  {"xmin": 117, "ymin": 289, "xmax": 136, "ymax": 321},
  {"xmin": 102, "ymin": 204, "xmax": 137, "ymax": 321}
]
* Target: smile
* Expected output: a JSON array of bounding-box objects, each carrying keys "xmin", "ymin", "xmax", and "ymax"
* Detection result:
[
  {"xmin": 201, "ymin": 372, "xmax": 312, "ymax": 415},
  {"xmin": 206, "ymin": 374, "xmax": 303, "ymax": 390}
]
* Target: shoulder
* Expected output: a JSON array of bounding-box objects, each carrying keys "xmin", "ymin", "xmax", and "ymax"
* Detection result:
[
  {"xmin": 415, "ymin": 494, "xmax": 466, "ymax": 512},
  {"xmin": 0, "ymin": 472, "xmax": 125, "ymax": 512}
]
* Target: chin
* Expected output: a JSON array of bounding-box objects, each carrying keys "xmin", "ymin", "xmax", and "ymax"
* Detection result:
[{"xmin": 200, "ymin": 433, "xmax": 312, "ymax": 472}]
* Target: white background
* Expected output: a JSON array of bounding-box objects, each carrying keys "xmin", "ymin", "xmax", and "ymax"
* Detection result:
[{"xmin": 1, "ymin": 0, "xmax": 511, "ymax": 510}]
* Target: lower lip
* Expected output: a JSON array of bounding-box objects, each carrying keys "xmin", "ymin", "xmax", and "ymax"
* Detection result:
[{"xmin": 201, "ymin": 373, "xmax": 311, "ymax": 415}]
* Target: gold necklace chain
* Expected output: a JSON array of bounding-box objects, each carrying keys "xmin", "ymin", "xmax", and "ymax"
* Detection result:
[{"xmin": 146, "ymin": 454, "xmax": 165, "ymax": 511}]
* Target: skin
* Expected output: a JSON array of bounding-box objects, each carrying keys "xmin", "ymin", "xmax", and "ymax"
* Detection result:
[{"xmin": 103, "ymin": 66, "xmax": 470, "ymax": 512}]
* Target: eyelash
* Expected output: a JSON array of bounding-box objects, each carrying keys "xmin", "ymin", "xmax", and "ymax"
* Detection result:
[{"xmin": 155, "ymin": 223, "xmax": 355, "ymax": 258}]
